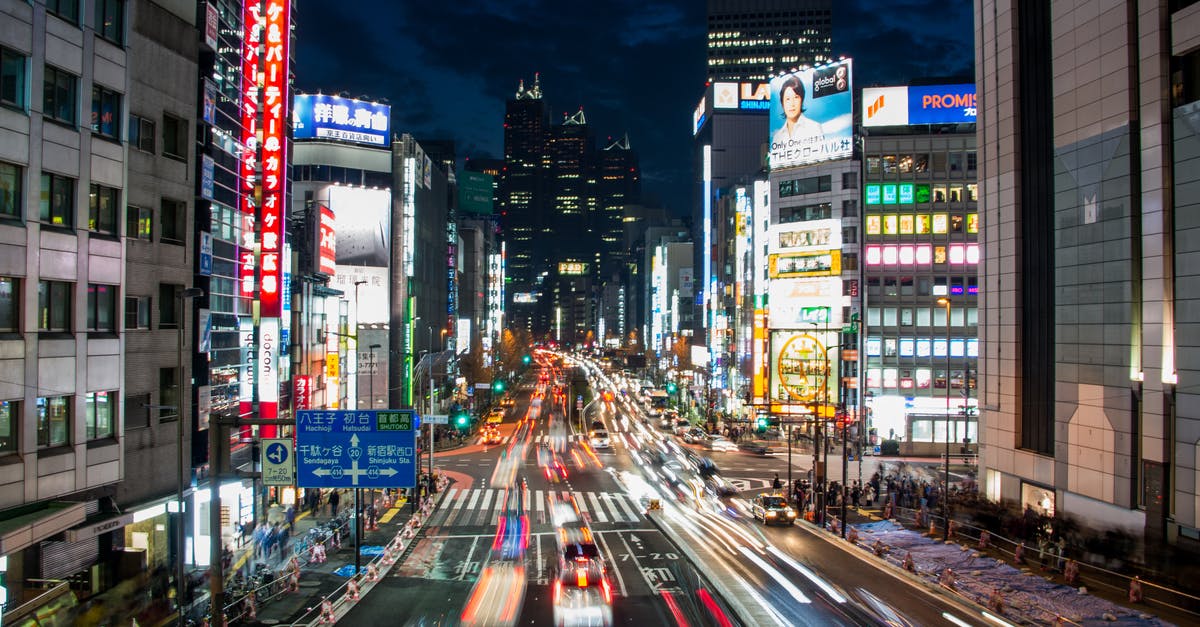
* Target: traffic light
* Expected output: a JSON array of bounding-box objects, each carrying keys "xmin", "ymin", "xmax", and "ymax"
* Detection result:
[
  {"xmin": 665, "ymin": 382, "xmax": 677, "ymax": 394},
  {"xmin": 756, "ymin": 415, "xmax": 769, "ymax": 432},
  {"xmin": 522, "ymin": 354, "xmax": 531, "ymax": 365},
  {"xmin": 453, "ymin": 409, "xmax": 471, "ymax": 429},
  {"xmin": 492, "ymin": 379, "xmax": 506, "ymax": 393}
]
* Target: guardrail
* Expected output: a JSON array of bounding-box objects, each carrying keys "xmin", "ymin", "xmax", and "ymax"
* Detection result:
[{"xmin": 283, "ymin": 474, "xmax": 451, "ymax": 626}]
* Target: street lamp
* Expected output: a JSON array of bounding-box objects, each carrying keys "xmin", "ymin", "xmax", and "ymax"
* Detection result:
[
  {"xmin": 937, "ymin": 296, "xmax": 952, "ymax": 541},
  {"xmin": 175, "ymin": 286, "xmax": 202, "ymax": 621}
]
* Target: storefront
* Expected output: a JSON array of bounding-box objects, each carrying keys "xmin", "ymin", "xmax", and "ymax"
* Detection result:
[{"xmin": 191, "ymin": 480, "xmax": 255, "ymax": 567}]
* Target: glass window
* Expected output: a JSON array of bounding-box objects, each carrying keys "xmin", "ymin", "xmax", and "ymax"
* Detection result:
[
  {"xmin": 159, "ymin": 284, "xmax": 178, "ymax": 328},
  {"xmin": 949, "ymin": 152, "xmax": 964, "ymax": 176},
  {"xmin": 161, "ymin": 198, "xmax": 184, "ymax": 243},
  {"xmin": 85, "ymin": 391, "xmax": 115, "ymax": 439},
  {"xmin": 917, "ymin": 307, "xmax": 931, "ymax": 327},
  {"xmin": 932, "ymin": 151, "xmax": 947, "ymax": 174},
  {"xmin": 124, "ymin": 295, "xmax": 149, "ymax": 329},
  {"xmin": 90, "ymin": 85, "xmax": 120, "ymax": 139},
  {"xmin": 967, "ymin": 307, "xmax": 978, "ymax": 327},
  {"xmin": 38, "ymin": 280, "xmax": 71, "ymax": 332},
  {"xmin": 842, "ymin": 253, "xmax": 857, "ymax": 271},
  {"xmin": 842, "ymin": 226, "xmax": 858, "ymax": 244},
  {"xmin": 0, "ymin": 400, "xmax": 15, "ymax": 453},
  {"xmin": 899, "ymin": 215, "xmax": 914, "ymax": 234},
  {"xmin": 917, "ymin": 339, "xmax": 931, "ymax": 357},
  {"xmin": 0, "ymin": 161, "xmax": 21, "ymax": 218},
  {"xmin": 866, "ymin": 156, "xmax": 881, "ymax": 176},
  {"xmin": 87, "ymin": 283, "xmax": 116, "ymax": 332},
  {"xmin": 883, "ymin": 307, "xmax": 897, "ymax": 326},
  {"xmin": 94, "ymin": 0, "xmax": 125, "ymax": 44},
  {"xmin": 36, "ymin": 396, "xmax": 70, "ymax": 448},
  {"xmin": 901, "ymin": 308, "xmax": 913, "ymax": 326},
  {"xmin": 951, "ymin": 214, "xmax": 964, "ymax": 233},
  {"xmin": 933, "ymin": 214, "xmax": 949, "ymax": 234},
  {"xmin": 967, "ymin": 213, "xmax": 979, "ymax": 234},
  {"xmin": 162, "ymin": 113, "xmax": 186, "ymax": 160},
  {"xmin": 88, "ymin": 183, "xmax": 119, "ymax": 234},
  {"xmin": 126, "ymin": 204, "xmax": 150, "ymax": 239},
  {"xmin": 40, "ymin": 172, "xmax": 74, "ymax": 226},
  {"xmin": 128, "ymin": 114, "xmax": 154, "ymax": 152},
  {"xmin": 1, "ymin": 46, "xmax": 27, "ymax": 109},
  {"xmin": 159, "ymin": 367, "xmax": 178, "ymax": 421},
  {"xmin": 0, "ymin": 277, "xmax": 18, "ymax": 333},
  {"xmin": 911, "ymin": 420, "xmax": 933, "ymax": 442},
  {"xmin": 884, "ymin": 339, "xmax": 897, "ymax": 357},
  {"xmin": 949, "ymin": 184, "xmax": 963, "ymax": 202},
  {"xmin": 841, "ymin": 171, "xmax": 857, "ymax": 189},
  {"xmin": 42, "ymin": 65, "xmax": 77, "ymax": 125},
  {"xmin": 47, "ymin": 0, "xmax": 79, "ymax": 22},
  {"xmin": 841, "ymin": 199, "xmax": 858, "ymax": 217},
  {"xmin": 867, "ymin": 307, "xmax": 881, "ymax": 326},
  {"xmin": 865, "ymin": 215, "xmax": 881, "ymax": 235}
]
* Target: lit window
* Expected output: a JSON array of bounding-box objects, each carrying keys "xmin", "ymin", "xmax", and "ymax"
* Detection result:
[
  {"xmin": 949, "ymin": 244, "xmax": 966, "ymax": 264},
  {"xmin": 898, "ymin": 246, "xmax": 914, "ymax": 265},
  {"xmin": 915, "ymin": 245, "xmax": 932, "ymax": 265},
  {"xmin": 85, "ymin": 390, "xmax": 115, "ymax": 439},
  {"xmin": 966, "ymin": 244, "xmax": 980, "ymax": 264},
  {"xmin": 865, "ymin": 246, "xmax": 881, "ymax": 265},
  {"xmin": 36, "ymin": 396, "xmax": 70, "ymax": 448},
  {"xmin": 932, "ymin": 214, "xmax": 949, "ymax": 234},
  {"xmin": 882, "ymin": 246, "xmax": 898, "ymax": 265}
]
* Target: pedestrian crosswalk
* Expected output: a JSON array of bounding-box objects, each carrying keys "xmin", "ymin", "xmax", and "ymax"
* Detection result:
[{"xmin": 434, "ymin": 487, "xmax": 644, "ymax": 527}]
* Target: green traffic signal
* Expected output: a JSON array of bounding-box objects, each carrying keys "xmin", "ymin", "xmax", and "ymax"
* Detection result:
[
  {"xmin": 492, "ymin": 380, "xmax": 506, "ymax": 393},
  {"xmin": 522, "ymin": 354, "xmax": 531, "ymax": 365},
  {"xmin": 756, "ymin": 416, "xmax": 768, "ymax": 432},
  {"xmin": 666, "ymin": 382, "xmax": 677, "ymax": 394},
  {"xmin": 454, "ymin": 412, "xmax": 470, "ymax": 428}
]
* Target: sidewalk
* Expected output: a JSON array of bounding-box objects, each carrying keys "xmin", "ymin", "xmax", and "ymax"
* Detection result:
[
  {"xmin": 802, "ymin": 496, "xmax": 1197, "ymax": 626},
  {"xmin": 232, "ymin": 492, "xmax": 417, "ymax": 625}
]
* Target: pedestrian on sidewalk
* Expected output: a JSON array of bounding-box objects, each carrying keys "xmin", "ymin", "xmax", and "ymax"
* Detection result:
[
  {"xmin": 329, "ymin": 489, "xmax": 341, "ymax": 518},
  {"xmin": 772, "ymin": 474, "xmax": 782, "ymax": 490}
]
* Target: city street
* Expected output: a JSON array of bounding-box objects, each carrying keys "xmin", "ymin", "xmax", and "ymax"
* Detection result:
[{"xmin": 344, "ymin": 365, "xmax": 991, "ymax": 626}]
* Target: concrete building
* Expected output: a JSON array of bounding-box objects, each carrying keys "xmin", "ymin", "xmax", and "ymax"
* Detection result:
[
  {"xmin": 706, "ymin": 0, "xmax": 833, "ymax": 82},
  {"xmin": 0, "ymin": 0, "xmax": 130, "ymax": 608},
  {"xmin": 119, "ymin": 0, "xmax": 199, "ymax": 589},
  {"xmin": 860, "ymin": 126, "xmax": 979, "ymax": 454},
  {"xmin": 975, "ymin": 0, "xmax": 1199, "ymax": 556}
]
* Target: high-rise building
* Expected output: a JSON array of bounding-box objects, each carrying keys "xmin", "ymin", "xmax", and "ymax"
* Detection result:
[
  {"xmin": 706, "ymin": 0, "xmax": 833, "ymax": 82},
  {"xmin": 976, "ymin": 0, "xmax": 1197, "ymax": 556},
  {"xmin": 499, "ymin": 76, "xmax": 548, "ymax": 295},
  {"xmin": 548, "ymin": 108, "xmax": 596, "ymax": 265},
  {"xmin": 598, "ymin": 135, "xmax": 642, "ymax": 274},
  {"xmin": 860, "ymin": 103, "xmax": 978, "ymax": 452},
  {"xmin": 120, "ymin": 0, "xmax": 200, "ymax": 588}
]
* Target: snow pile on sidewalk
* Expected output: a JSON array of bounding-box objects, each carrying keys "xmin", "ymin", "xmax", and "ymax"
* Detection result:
[{"xmin": 850, "ymin": 521, "xmax": 1172, "ymax": 626}]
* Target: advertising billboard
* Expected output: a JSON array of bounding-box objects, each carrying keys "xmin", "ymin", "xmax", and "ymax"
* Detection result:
[
  {"xmin": 292, "ymin": 94, "xmax": 391, "ymax": 146},
  {"xmin": 558, "ymin": 262, "xmax": 588, "ymax": 275},
  {"xmin": 769, "ymin": 220, "xmax": 842, "ymax": 254},
  {"xmin": 768, "ymin": 59, "xmax": 853, "ymax": 169},
  {"xmin": 769, "ymin": 330, "xmax": 839, "ymax": 406},
  {"xmin": 769, "ymin": 251, "xmax": 841, "ymax": 278},
  {"xmin": 767, "ymin": 278, "xmax": 842, "ymax": 329},
  {"xmin": 713, "ymin": 82, "xmax": 771, "ymax": 111},
  {"xmin": 512, "ymin": 292, "xmax": 537, "ymax": 304},
  {"xmin": 861, "ymin": 84, "xmax": 976, "ymax": 128},
  {"xmin": 458, "ymin": 170, "xmax": 494, "ymax": 215},
  {"xmin": 325, "ymin": 186, "xmax": 391, "ymax": 324},
  {"xmin": 317, "ymin": 205, "xmax": 336, "ymax": 275}
]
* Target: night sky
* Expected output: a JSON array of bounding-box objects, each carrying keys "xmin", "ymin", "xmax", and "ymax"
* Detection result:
[{"xmin": 295, "ymin": 1, "xmax": 973, "ymax": 217}]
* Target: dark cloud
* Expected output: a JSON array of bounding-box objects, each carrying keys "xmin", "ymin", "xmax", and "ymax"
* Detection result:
[{"xmin": 294, "ymin": 1, "xmax": 973, "ymax": 217}]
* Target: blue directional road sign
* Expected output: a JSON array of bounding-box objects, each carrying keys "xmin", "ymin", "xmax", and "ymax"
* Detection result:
[{"xmin": 296, "ymin": 409, "xmax": 418, "ymax": 489}]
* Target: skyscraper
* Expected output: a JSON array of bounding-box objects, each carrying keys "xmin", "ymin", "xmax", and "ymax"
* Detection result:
[
  {"xmin": 706, "ymin": 0, "xmax": 833, "ymax": 82},
  {"xmin": 499, "ymin": 76, "xmax": 549, "ymax": 294},
  {"xmin": 548, "ymin": 108, "xmax": 596, "ymax": 265},
  {"xmin": 599, "ymin": 135, "xmax": 642, "ymax": 274}
]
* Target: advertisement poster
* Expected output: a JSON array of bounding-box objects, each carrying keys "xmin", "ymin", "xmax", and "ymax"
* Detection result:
[
  {"xmin": 770, "ymin": 330, "xmax": 840, "ymax": 405},
  {"xmin": 768, "ymin": 59, "xmax": 853, "ymax": 169}
]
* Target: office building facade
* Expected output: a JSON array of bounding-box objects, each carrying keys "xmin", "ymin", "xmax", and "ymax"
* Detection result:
[
  {"xmin": 706, "ymin": 0, "xmax": 832, "ymax": 82},
  {"xmin": 976, "ymin": 0, "xmax": 1199, "ymax": 555}
]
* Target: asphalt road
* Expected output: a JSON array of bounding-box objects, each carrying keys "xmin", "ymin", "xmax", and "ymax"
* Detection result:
[{"xmin": 342, "ymin": 378, "xmax": 730, "ymax": 626}]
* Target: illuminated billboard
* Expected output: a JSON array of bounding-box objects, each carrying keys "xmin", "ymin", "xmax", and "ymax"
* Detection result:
[
  {"xmin": 861, "ymin": 84, "xmax": 976, "ymax": 128},
  {"xmin": 769, "ymin": 330, "xmax": 839, "ymax": 405},
  {"xmin": 769, "ymin": 220, "xmax": 841, "ymax": 254},
  {"xmin": 767, "ymin": 278, "xmax": 842, "ymax": 329},
  {"xmin": 293, "ymin": 94, "xmax": 391, "ymax": 146},
  {"xmin": 558, "ymin": 262, "xmax": 588, "ymax": 275},
  {"xmin": 769, "ymin": 251, "xmax": 841, "ymax": 278},
  {"xmin": 325, "ymin": 186, "xmax": 391, "ymax": 324},
  {"xmin": 768, "ymin": 59, "xmax": 853, "ymax": 169},
  {"xmin": 692, "ymin": 96, "xmax": 706, "ymax": 136},
  {"xmin": 317, "ymin": 205, "xmax": 336, "ymax": 275},
  {"xmin": 512, "ymin": 292, "xmax": 537, "ymax": 304},
  {"xmin": 713, "ymin": 82, "xmax": 771, "ymax": 111}
]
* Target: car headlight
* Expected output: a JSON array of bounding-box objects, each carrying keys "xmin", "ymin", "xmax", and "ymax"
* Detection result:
[{"xmin": 766, "ymin": 511, "xmax": 776, "ymax": 517}]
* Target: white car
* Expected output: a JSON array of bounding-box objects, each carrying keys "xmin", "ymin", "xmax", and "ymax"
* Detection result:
[
  {"xmin": 704, "ymin": 435, "xmax": 739, "ymax": 452},
  {"xmin": 588, "ymin": 430, "xmax": 611, "ymax": 449}
]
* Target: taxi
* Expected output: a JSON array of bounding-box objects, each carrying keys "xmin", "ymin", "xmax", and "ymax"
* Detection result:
[
  {"xmin": 481, "ymin": 425, "xmax": 503, "ymax": 445},
  {"xmin": 751, "ymin": 493, "xmax": 797, "ymax": 526}
]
